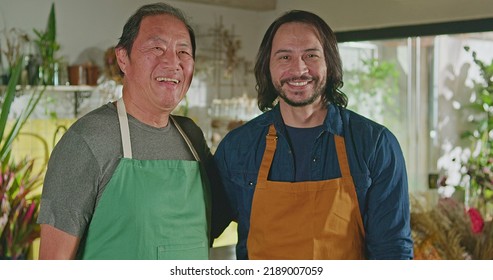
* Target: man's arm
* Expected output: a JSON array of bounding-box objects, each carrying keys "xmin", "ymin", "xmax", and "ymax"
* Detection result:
[
  {"xmin": 365, "ymin": 129, "xmax": 413, "ymax": 259},
  {"xmin": 39, "ymin": 224, "xmax": 80, "ymax": 260},
  {"xmin": 176, "ymin": 116, "xmax": 234, "ymax": 240}
]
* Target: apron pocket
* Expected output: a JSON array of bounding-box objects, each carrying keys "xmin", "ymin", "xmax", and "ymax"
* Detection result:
[{"xmin": 157, "ymin": 240, "xmax": 208, "ymax": 260}]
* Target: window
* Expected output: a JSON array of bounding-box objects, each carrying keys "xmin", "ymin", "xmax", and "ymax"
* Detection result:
[{"xmin": 338, "ymin": 31, "xmax": 493, "ymax": 192}]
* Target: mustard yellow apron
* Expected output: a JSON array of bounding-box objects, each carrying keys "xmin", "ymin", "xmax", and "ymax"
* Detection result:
[{"xmin": 247, "ymin": 124, "xmax": 365, "ymax": 259}]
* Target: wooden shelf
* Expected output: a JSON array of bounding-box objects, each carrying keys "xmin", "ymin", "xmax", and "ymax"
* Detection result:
[
  {"xmin": 14, "ymin": 85, "xmax": 96, "ymax": 92},
  {"xmin": 7, "ymin": 85, "xmax": 97, "ymax": 117}
]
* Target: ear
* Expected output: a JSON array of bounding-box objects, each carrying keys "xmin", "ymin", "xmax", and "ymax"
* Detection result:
[{"xmin": 115, "ymin": 47, "xmax": 129, "ymax": 75}]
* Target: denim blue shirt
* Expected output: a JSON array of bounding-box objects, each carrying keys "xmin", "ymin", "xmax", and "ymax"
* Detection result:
[{"xmin": 214, "ymin": 104, "xmax": 413, "ymax": 259}]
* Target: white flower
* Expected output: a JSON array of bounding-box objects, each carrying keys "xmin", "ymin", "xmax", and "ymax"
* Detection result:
[{"xmin": 438, "ymin": 185, "xmax": 456, "ymax": 198}]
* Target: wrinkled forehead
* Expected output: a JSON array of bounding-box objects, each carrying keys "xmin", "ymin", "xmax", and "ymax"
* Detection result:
[{"xmin": 139, "ymin": 14, "xmax": 191, "ymax": 39}]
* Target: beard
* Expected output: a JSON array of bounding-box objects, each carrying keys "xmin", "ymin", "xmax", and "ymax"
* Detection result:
[{"xmin": 274, "ymin": 75, "xmax": 326, "ymax": 107}]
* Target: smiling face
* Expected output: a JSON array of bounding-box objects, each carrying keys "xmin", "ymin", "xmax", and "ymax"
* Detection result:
[
  {"xmin": 269, "ymin": 22, "xmax": 327, "ymax": 108},
  {"xmin": 116, "ymin": 14, "xmax": 194, "ymax": 116}
]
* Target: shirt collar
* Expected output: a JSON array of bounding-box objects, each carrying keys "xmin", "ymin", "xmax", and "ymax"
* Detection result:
[
  {"xmin": 261, "ymin": 103, "xmax": 344, "ymax": 137},
  {"xmin": 325, "ymin": 104, "xmax": 344, "ymax": 136}
]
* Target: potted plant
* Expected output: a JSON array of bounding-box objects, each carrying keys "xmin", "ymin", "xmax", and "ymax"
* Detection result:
[{"xmin": 33, "ymin": 3, "xmax": 60, "ymax": 86}]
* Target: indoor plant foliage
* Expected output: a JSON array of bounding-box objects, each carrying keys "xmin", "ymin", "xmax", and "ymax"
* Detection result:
[
  {"xmin": 0, "ymin": 28, "xmax": 30, "ymax": 73},
  {"xmin": 464, "ymin": 47, "xmax": 493, "ymax": 219},
  {"xmin": 458, "ymin": 47, "xmax": 493, "ymax": 219},
  {"xmin": 344, "ymin": 58, "xmax": 401, "ymax": 129},
  {"xmin": 437, "ymin": 47, "xmax": 493, "ymax": 219},
  {"xmin": 0, "ymin": 158, "xmax": 42, "ymax": 259},
  {"xmin": 33, "ymin": 3, "xmax": 60, "ymax": 85},
  {"xmin": 0, "ymin": 56, "xmax": 45, "ymax": 259},
  {"xmin": 413, "ymin": 47, "xmax": 493, "ymax": 259}
]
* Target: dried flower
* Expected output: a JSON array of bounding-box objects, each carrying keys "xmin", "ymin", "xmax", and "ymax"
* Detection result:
[{"xmin": 412, "ymin": 197, "xmax": 493, "ymax": 259}]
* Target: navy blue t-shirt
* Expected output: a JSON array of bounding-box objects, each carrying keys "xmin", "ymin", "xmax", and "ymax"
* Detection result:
[{"xmin": 285, "ymin": 125, "xmax": 324, "ymax": 181}]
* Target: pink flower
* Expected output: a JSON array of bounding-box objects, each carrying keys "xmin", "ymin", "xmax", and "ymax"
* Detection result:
[{"xmin": 467, "ymin": 208, "xmax": 484, "ymax": 234}]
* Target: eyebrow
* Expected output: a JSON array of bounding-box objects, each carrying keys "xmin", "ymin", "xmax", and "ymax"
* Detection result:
[
  {"xmin": 273, "ymin": 48, "xmax": 322, "ymax": 55},
  {"xmin": 148, "ymin": 36, "xmax": 167, "ymax": 44},
  {"xmin": 147, "ymin": 36, "xmax": 191, "ymax": 48}
]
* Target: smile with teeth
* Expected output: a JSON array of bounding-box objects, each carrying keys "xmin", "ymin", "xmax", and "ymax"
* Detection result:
[
  {"xmin": 287, "ymin": 80, "xmax": 309, "ymax": 86},
  {"xmin": 156, "ymin": 77, "xmax": 179, "ymax": 84}
]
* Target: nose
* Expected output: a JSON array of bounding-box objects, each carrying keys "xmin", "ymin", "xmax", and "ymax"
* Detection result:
[
  {"xmin": 289, "ymin": 56, "xmax": 308, "ymax": 76},
  {"xmin": 159, "ymin": 48, "xmax": 180, "ymax": 69}
]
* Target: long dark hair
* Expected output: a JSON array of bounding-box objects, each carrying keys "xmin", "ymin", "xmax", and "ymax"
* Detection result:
[
  {"xmin": 116, "ymin": 2, "xmax": 196, "ymax": 59},
  {"xmin": 255, "ymin": 10, "xmax": 347, "ymax": 111}
]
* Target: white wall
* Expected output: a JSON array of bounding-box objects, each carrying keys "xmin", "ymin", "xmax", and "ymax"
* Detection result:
[
  {"xmin": 0, "ymin": 0, "xmax": 264, "ymax": 66},
  {"xmin": 1, "ymin": 0, "xmax": 492, "ymax": 66}
]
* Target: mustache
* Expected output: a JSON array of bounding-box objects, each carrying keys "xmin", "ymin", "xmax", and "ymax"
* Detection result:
[{"xmin": 280, "ymin": 75, "xmax": 314, "ymax": 86}]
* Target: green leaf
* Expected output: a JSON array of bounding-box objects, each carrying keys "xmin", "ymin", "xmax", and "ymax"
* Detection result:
[
  {"xmin": 0, "ymin": 56, "xmax": 23, "ymax": 146},
  {"xmin": 46, "ymin": 3, "xmax": 56, "ymax": 44}
]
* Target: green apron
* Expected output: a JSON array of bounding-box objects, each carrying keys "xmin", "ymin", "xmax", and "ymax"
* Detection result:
[{"xmin": 79, "ymin": 98, "xmax": 210, "ymax": 260}]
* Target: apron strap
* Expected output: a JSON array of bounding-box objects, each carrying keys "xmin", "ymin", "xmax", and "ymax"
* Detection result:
[
  {"xmin": 115, "ymin": 99, "xmax": 200, "ymax": 162},
  {"xmin": 116, "ymin": 98, "xmax": 133, "ymax": 159},
  {"xmin": 334, "ymin": 135, "xmax": 351, "ymax": 178},
  {"xmin": 170, "ymin": 115, "xmax": 201, "ymax": 162},
  {"xmin": 257, "ymin": 124, "xmax": 278, "ymax": 184},
  {"xmin": 257, "ymin": 125, "xmax": 352, "ymax": 181}
]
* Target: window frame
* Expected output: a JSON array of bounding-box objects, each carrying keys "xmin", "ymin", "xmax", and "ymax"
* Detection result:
[{"xmin": 335, "ymin": 18, "xmax": 493, "ymax": 42}]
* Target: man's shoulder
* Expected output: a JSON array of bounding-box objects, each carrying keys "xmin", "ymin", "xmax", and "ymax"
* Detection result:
[
  {"xmin": 223, "ymin": 112, "xmax": 270, "ymax": 141},
  {"xmin": 171, "ymin": 115, "xmax": 200, "ymax": 131},
  {"xmin": 71, "ymin": 103, "xmax": 117, "ymax": 132},
  {"xmin": 338, "ymin": 107, "xmax": 381, "ymax": 126},
  {"xmin": 337, "ymin": 106, "xmax": 387, "ymax": 135},
  {"xmin": 338, "ymin": 107, "xmax": 401, "ymax": 151},
  {"xmin": 63, "ymin": 103, "xmax": 120, "ymax": 146},
  {"xmin": 171, "ymin": 115, "xmax": 206, "ymax": 142}
]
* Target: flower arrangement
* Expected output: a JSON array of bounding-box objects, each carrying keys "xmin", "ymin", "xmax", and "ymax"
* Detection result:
[
  {"xmin": 411, "ymin": 197, "xmax": 493, "ymax": 259},
  {"xmin": 0, "ymin": 158, "xmax": 42, "ymax": 259}
]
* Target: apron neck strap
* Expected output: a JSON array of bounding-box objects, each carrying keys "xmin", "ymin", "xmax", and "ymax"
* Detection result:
[
  {"xmin": 170, "ymin": 115, "xmax": 201, "ymax": 162},
  {"xmin": 116, "ymin": 98, "xmax": 133, "ymax": 159},
  {"xmin": 334, "ymin": 135, "xmax": 351, "ymax": 178},
  {"xmin": 258, "ymin": 124, "xmax": 278, "ymax": 184},
  {"xmin": 257, "ymin": 124, "xmax": 352, "ymax": 182},
  {"xmin": 116, "ymin": 99, "xmax": 201, "ymax": 162}
]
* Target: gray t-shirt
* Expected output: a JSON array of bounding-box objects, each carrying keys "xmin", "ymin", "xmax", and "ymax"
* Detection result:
[{"xmin": 37, "ymin": 102, "xmax": 207, "ymax": 237}]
